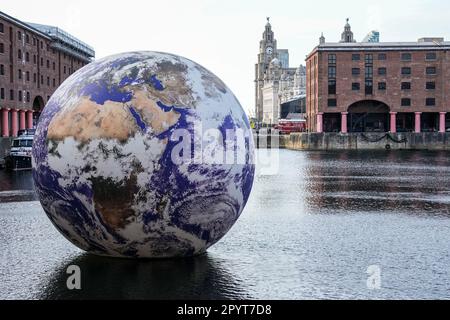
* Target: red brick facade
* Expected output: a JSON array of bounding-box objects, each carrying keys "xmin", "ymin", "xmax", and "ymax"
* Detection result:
[
  {"xmin": 0, "ymin": 11, "xmax": 94, "ymax": 137},
  {"xmin": 306, "ymin": 42, "xmax": 450, "ymax": 133}
]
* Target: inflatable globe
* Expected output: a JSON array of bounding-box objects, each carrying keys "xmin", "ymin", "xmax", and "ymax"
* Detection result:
[{"xmin": 32, "ymin": 52, "xmax": 255, "ymax": 258}]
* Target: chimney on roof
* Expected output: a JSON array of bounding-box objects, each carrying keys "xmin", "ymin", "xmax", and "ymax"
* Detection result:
[{"xmin": 319, "ymin": 33, "xmax": 325, "ymax": 45}]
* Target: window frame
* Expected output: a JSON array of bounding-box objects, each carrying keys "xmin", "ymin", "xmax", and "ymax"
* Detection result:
[
  {"xmin": 425, "ymin": 98, "xmax": 436, "ymax": 106},
  {"xmin": 401, "ymin": 53, "xmax": 412, "ymax": 61},
  {"xmin": 401, "ymin": 82, "xmax": 411, "ymax": 90},
  {"xmin": 425, "ymin": 52, "xmax": 437, "ymax": 61},
  {"xmin": 401, "ymin": 98, "xmax": 411, "ymax": 107},
  {"xmin": 328, "ymin": 66, "xmax": 336, "ymax": 79},
  {"xmin": 365, "ymin": 79, "xmax": 373, "ymax": 95},
  {"xmin": 328, "ymin": 54, "xmax": 336, "ymax": 65},
  {"xmin": 328, "ymin": 79, "xmax": 336, "ymax": 95},
  {"xmin": 426, "ymin": 67, "xmax": 437, "ymax": 75},
  {"xmin": 401, "ymin": 67, "xmax": 412, "ymax": 76},
  {"xmin": 352, "ymin": 82, "xmax": 360, "ymax": 91},
  {"xmin": 426, "ymin": 82, "xmax": 436, "ymax": 90},
  {"xmin": 327, "ymin": 98, "xmax": 337, "ymax": 107}
]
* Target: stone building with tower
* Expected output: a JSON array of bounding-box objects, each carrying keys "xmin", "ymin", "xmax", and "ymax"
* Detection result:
[
  {"xmin": 255, "ymin": 18, "xmax": 306, "ymax": 126},
  {"xmin": 0, "ymin": 10, "xmax": 94, "ymax": 149},
  {"xmin": 306, "ymin": 19, "xmax": 450, "ymax": 134}
]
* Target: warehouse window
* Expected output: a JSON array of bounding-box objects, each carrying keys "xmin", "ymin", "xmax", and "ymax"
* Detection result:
[
  {"xmin": 365, "ymin": 79, "xmax": 373, "ymax": 95},
  {"xmin": 0, "ymin": 23, "xmax": 4, "ymax": 33},
  {"xmin": 26, "ymin": 52, "xmax": 29, "ymax": 62},
  {"xmin": 426, "ymin": 98, "xmax": 436, "ymax": 106},
  {"xmin": 378, "ymin": 82, "xmax": 386, "ymax": 91},
  {"xmin": 0, "ymin": 43, "xmax": 4, "ymax": 53},
  {"xmin": 0, "ymin": 64, "xmax": 4, "ymax": 75},
  {"xmin": 378, "ymin": 68, "xmax": 387, "ymax": 76},
  {"xmin": 401, "ymin": 82, "xmax": 411, "ymax": 90},
  {"xmin": 328, "ymin": 54, "xmax": 336, "ymax": 65},
  {"xmin": 426, "ymin": 82, "xmax": 436, "ymax": 90},
  {"xmin": 18, "ymin": 90, "xmax": 22, "ymax": 102},
  {"xmin": 426, "ymin": 52, "xmax": 437, "ymax": 61},
  {"xmin": 401, "ymin": 98, "xmax": 411, "ymax": 107},
  {"xmin": 17, "ymin": 31, "xmax": 22, "ymax": 40},
  {"xmin": 352, "ymin": 68, "xmax": 360, "ymax": 75},
  {"xmin": 426, "ymin": 67, "xmax": 437, "ymax": 75},
  {"xmin": 401, "ymin": 53, "xmax": 412, "ymax": 61},
  {"xmin": 26, "ymin": 92, "xmax": 30, "ymax": 102},
  {"xmin": 328, "ymin": 80, "xmax": 336, "ymax": 95},
  {"xmin": 26, "ymin": 71, "xmax": 29, "ymax": 81},
  {"xmin": 18, "ymin": 49, "xmax": 22, "ymax": 59},
  {"xmin": 401, "ymin": 67, "xmax": 411, "ymax": 75},
  {"xmin": 328, "ymin": 66, "xmax": 336, "ymax": 78},
  {"xmin": 10, "ymin": 89, "xmax": 14, "ymax": 100},
  {"xmin": 328, "ymin": 99, "xmax": 337, "ymax": 107},
  {"xmin": 0, "ymin": 88, "xmax": 4, "ymax": 99},
  {"xmin": 18, "ymin": 69, "xmax": 22, "ymax": 79},
  {"xmin": 352, "ymin": 54, "xmax": 360, "ymax": 61},
  {"xmin": 352, "ymin": 83, "xmax": 360, "ymax": 91}
]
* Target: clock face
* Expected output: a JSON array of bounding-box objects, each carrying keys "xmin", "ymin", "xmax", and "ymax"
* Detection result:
[{"xmin": 266, "ymin": 47, "xmax": 273, "ymax": 55}]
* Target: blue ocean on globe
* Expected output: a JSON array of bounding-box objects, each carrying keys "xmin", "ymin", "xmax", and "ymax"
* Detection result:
[{"xmin": 32, "ymin": 51, "xmax": 255, "ymax": 258}]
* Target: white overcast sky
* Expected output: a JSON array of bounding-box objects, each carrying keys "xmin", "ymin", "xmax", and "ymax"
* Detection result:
[{"xmin": 2, "ymin": 0, "xmax": 449, "ymax": 115}]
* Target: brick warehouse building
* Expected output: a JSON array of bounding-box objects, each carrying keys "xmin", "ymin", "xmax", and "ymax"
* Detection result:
[
  {"xmin": 0, "ymin": 10, "xmax": 94, "ymax": 141},
  {"xmin": 306, "ymin": 20, "xmax": 450, "ymax": 134}
]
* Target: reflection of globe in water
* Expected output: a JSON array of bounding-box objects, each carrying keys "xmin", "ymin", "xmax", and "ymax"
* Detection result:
[{"xmin": 32, "ymin": 51, "xmax": 255, "ymax": 258}]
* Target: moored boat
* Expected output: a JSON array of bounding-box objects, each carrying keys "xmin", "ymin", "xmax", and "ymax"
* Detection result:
[{"xmin": 3, "ymin": 130, "xmax": 35, "ymax": 171}]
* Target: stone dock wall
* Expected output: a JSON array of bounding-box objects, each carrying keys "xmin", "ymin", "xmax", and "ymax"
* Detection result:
[{"xmin": 254, "ymin": 132, "xmax": 450, "ymax": 150}]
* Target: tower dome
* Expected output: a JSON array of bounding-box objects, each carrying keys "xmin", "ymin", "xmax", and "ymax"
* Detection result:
[{"xmin": 340, "ymin": 18, "xmax": 356, "ymax": 43}]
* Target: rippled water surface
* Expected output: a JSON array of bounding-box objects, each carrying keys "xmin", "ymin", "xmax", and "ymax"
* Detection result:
[{"xmin": 1, "ymin": 149, "xmax": 450, "ymax": 299}]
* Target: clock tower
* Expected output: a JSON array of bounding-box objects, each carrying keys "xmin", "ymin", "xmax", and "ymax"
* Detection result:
[{"xmin": 255, "ymin": 17, "xmax": 278, "ymax": 123}]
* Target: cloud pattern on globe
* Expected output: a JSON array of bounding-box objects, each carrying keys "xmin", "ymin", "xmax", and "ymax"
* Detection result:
[{"xmin": 32, "ymin": 52, "xmax": 255, "ymax": 258}]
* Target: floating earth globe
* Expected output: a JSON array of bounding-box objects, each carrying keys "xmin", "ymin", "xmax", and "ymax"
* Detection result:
[{"xmin": 32, "ymin": 51, "xmax": 255, "ymax": 258}]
